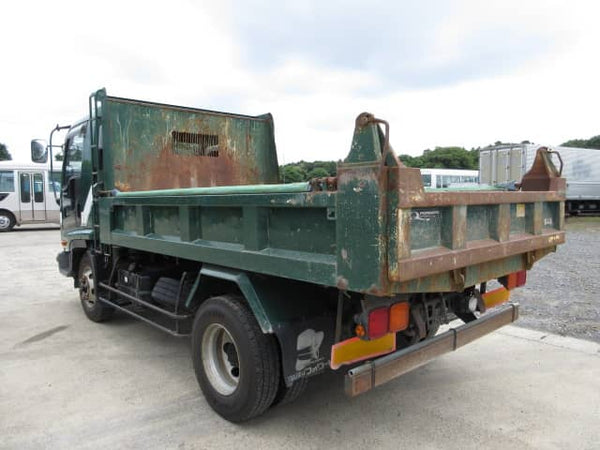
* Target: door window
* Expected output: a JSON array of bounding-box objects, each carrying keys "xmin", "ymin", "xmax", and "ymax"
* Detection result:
[
  {"xmin": 34, "ymin": 173, "xmax": 44, "ymax": 203},
  {"xmin": 20, "ymin": 173, "xmax": 31, "ymax": 203}
]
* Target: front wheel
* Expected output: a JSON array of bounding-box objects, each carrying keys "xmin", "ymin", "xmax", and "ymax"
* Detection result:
[
  {"xmin": 191, "ymin": 295, "xmax": 280, "ymax": 422},
  {"xmin": 79, "ymin": 252, "xmax": 114, "ymax": 322},
  {"xmin": 0, "ymin": 210, "xmax": 15, "ymax": 232}
]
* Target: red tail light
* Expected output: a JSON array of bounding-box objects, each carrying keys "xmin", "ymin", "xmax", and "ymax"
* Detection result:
[
  {"xmin": 368, "ymin": 307, "xmax": 389, "ymax": 339},
  {"xmin": 516, "ymin": 270, "xmax": 527, "ymax": 287},
  {"xmin": 501, "ymin": 270, "xmax": 527, "ymax": 290}
]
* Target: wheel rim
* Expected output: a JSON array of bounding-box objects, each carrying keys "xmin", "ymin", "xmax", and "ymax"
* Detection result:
[
  {"xmin": 202, "ymin": 323, "xmax": 240, "ymax": 396},
  {"xmin": 0, "ymin": 215, "xmax": 10, "ymax": 230},
  {"xmin": 80, "ymin": 266, "xmax": 95, "ymax": 307}
]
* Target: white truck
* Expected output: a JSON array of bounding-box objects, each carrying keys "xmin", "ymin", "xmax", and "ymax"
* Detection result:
[
  {"xmin": 0, "ymin": 161, "xmax": 61, "ymax": 231},
  {"xmin": 479, "ymin": 144, "xmax": 600, "ymax": 214}
]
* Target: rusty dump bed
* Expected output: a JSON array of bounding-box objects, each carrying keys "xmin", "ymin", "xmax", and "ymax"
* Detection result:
[{"xmin": 94, "ymin": 95, "xmax": 565, "ymax": 297}]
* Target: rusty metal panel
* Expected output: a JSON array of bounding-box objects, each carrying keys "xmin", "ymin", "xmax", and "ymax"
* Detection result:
[
  {"xmin": 103, "ymin": 96, "xmax": 279, "ymax": 192},
  {"xmin": 391, "ymin": 231, "xmax": 564, "ymax": 283},
  {"xmin": 396, "ymin": 190, "xmax": 564, "ymax": 208}
]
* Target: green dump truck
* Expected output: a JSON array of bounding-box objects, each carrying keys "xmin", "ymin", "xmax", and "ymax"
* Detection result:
[{"xmin": 32, "ymin": 89, "xmax": 566, "ymax": 422}]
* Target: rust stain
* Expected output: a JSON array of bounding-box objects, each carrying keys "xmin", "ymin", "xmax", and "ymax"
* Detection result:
[
  {"xmin": 115, "ymin": 136, "xmax": 262, "ymax": 191},
  {"xmin": 390, "ymin": 231, "xmax": 565, "ymax": 283},
  {"xmin": 309, "ymin": 177, "xmax": 337, "ymax": 191}
]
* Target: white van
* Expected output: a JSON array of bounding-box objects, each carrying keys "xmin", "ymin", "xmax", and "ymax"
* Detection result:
[
  {"xmin": 419, "ymin": 168, "xmax": 479, "ymax": 189},
  {"xmin": 0, "ymin": 161, "xmax": 61, "ymax": 231}
]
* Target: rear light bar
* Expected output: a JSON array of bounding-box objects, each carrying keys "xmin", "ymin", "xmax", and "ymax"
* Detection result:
[{"xmin": 360, "ymin": 302, "xmax": 410, "ymax": 340}]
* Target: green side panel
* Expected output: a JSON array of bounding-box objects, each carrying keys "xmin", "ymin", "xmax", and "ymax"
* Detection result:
[
  {"xmin": 345, "ymin": 121, "xmax": 383, "ymax": 163},
  {"xmin": 268, "ymin": 208, "xmax": 336, "ymax": 255},
  {"xmin": 99, "ymin": 192, "xmax": 338, "ymax": 288},
  {"xmin": 201, "ymin": 207, "xmax": 243, "ymax": 244},
  {"xmin": 152, "ymin": 207, "xmax": 180, "ymax": 239},
  {"xmin": 335, "ymin": 163, "xmax": 386, "ymax": 292},
  {"xmin": 101, "ymin": 94, "xmax": 279, "ymax": 192},
  {"xmin": 510, "ymin": 203, "xmax": 526, "ymax": 234},
  {"xmin": 409, "ymin": 207, "xmax": 446, "ymax": 251},
  {"xmin": 542, "ymin": 202, "xmax": 560, "ymax": 230},
  {"xmin": 466, "ymin": 205, "xmax": 491, "ymax": 241}
]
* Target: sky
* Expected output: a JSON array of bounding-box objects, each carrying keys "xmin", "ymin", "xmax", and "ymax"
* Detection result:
[{"xmin": 1, "ymin": 0, "xmax": 599, "ymax": 164}]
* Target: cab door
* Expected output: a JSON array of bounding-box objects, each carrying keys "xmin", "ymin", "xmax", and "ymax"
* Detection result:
[{"xmin": 18, "ymin": 171, "xmax": 47, "ymax": 222}]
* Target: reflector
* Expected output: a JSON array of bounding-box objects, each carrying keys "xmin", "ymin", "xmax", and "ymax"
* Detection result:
[
  {"xmin": 330, "ymin": 333, "xmax": 396, "ymax": 369},
  {"xmin": 482, "ymin": 286, "xmax": 510, "ymax": 309}
]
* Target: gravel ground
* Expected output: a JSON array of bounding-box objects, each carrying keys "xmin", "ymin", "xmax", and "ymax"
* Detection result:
[{"xmin": 511, "ymin": 216, "xmax": 600, "ymax": 343}]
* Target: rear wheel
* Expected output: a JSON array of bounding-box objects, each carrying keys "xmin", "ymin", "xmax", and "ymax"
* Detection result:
[
  {"xmin": 271, "ymin": 375, "xmax": 308, "ymax": 407},
  {"xmin": 79, "ymin": 253, "xmax": 114, "ymax": 322},
  {"xmin": 0, "ymin": 210, "xmax": 15, "ymax": 232},
  {"xmin": 191, "ymin": 295, "xmax": 280, "ymax": 422}
]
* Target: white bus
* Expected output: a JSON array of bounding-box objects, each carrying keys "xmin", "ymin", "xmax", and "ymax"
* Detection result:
[
  {"xmin": 420, "ymin": 168, "xmax": 479, "ymax": 189},
  {"xmin": 0, "ymin": 161, "xmax": 61, "ymax": 231}
]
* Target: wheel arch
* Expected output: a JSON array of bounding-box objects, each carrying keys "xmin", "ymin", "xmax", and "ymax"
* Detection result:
[
  {"xmin": 0, "ymin": 209, "xmax": 17, "ymax": 230},
  {"xmin": 69, "ymin": 240, "xmax": 91, "ymax": 287},
  {"xmin": 192, "ymin": 264, "xmax": 273, "ymax": 334}
]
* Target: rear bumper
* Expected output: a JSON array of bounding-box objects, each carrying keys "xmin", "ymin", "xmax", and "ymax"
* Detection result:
[{"xmin": 345, "ymin": 303, "xmax": 519, "ymax": 396}]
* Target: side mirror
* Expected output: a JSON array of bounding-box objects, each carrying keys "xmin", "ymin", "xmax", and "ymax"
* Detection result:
[{"xmin": 31, "ymin": 139, "xmax": 48, "ymax": 163}]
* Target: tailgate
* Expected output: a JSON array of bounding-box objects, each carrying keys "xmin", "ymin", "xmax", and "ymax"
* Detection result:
[
  {"xmin": 387, "ymin": 147, "xmax": 565, "ymax": 288},
  {"xmin": 335, "ymin": 114, "xmax": 566, "ymax": 295},
  {"xmin": 388, "ymin": 188, "xmax": 565, "ymax": 283}
]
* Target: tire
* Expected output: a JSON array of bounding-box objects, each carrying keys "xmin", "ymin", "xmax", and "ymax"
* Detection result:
[
  {"xmin": 271, "ymin": 375, "xmax": 308, "ymax": 407},
  {"xmin": 191, "ymin": 295, "xmax": 280, "ymax": 422},
  {"xmin": 79, "ymin": 252, "xmax": 114, "ymax": 322},
  {"xmin": 0, "ymin": 210, "xmax": 15, "ymax": 232}
]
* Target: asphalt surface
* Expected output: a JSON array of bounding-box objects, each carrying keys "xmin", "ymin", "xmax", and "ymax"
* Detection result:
[
  {"xmin": 1, "ymin": 226, "xmax": 599, "ymax": 449},
  {"xmin": 512, "ymin": 217, "xmax": 600, "ymax": 342}
]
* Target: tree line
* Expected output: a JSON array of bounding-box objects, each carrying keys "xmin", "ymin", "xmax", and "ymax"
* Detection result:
[
  {"xmin": 560, "ymin": 135, "xmax": 600, "ymax": 149},
  {"xmin": 280, "ymin": 146, "xmax": 482, "ymax": 182},
  {"xmin": 280, "ymin": 135, "xmax": 600, "ymax": 182}
]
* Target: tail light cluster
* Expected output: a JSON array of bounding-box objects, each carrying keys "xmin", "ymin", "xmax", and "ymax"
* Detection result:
[
  {"xmin": 499, "ymin": 270, "xmax": 527, "ymax": 290},
  {"xmin": 357, "ymin": 302, "xmax": 410, "ymax": 340}
]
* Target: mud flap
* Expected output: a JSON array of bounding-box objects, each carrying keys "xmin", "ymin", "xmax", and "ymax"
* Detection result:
[
  {"xmin": 57, "ymin": 251, "xmax": 73, "ymax": 277},
  {"xmin": 273, "ymin": 317, "xmax": 335, "ymax": 387}
]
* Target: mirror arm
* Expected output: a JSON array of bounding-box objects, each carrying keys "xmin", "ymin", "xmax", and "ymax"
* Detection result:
[{"xmin": 48, "ymin": 124, "xmax": 71, "ymax": 203}]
